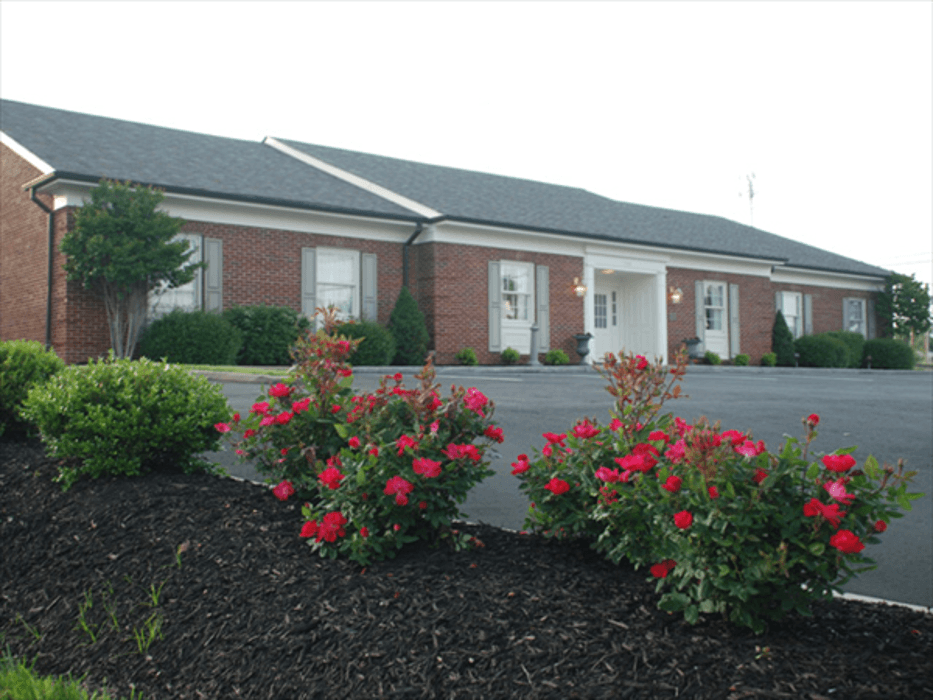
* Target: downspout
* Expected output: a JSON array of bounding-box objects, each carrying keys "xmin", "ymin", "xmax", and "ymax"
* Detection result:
[
  {"xmin": 29, "ymin": 187, "xmax": 55, "ymax": 351},
  {"xmin": 402, "ymin": 222, "xmax": 424, "ymax": 290}
]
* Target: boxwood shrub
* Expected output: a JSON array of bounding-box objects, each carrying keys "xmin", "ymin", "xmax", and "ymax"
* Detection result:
[
  {"xmin": 0, "ymin": 340, "xmax": 65, "ymax": 439},
  {"xmin": 544, "ymin": 349, "xmax": 570, "ymax": 365},
  {"xmin": 455, "ymin": 347, "xmax": 478, "ymax": 366},
  {"xmin": 139, "ymin": 309, "xmax": 242, "ymax": 365},
  {"xmin": 223, "ymin": 305, "xmax": 310, "ymax": 366},
  {"xmin": 20, "ymin": 355, "xmax": 231, "ymax": 489},
  {"xmin": 824, "ymin": 330, "xmax": 866, "ymax": 369},
  {"xmin": 339, "ymin": 320, "xmax": 397, "ymax": 366},
  {"xmin": 501, "ymin": 347, "xmax": 521, "ymax": 364},
  {"xmin": 794, "ymin": 334, "xmax": 849, "ymax": 368},
  {"xmin": 862, "ymin": 338, "xmax": 915, "ymax": 370},
  {"xmin": 733, "ymin": 353, "xmax": 750, "ymax": 366}
]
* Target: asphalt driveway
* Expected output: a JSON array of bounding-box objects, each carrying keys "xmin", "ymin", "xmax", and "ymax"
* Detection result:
[{"xmin": 202, "ymin": 364, "xmax": 933, "ymax": 610}]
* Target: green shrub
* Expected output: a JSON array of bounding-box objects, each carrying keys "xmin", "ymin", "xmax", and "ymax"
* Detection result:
[
  {"xmin": 824, "ymin": 330, "xmax": 866, "ymax": 369},
  {"xmin": 863, "ymin": 338, "xmax": 916, "ymax": 370},
  {"xmin": 544, "ymin": 349, "xmax": 570, "ymax": 365},
  {"xmin": 139, "ymin": 309, "xmax": 242, "ymax": 365},
  {"xmin": 338, "ymin": 320, "xmax": 397, "ymax": 366},
  {"xmin": 223, "ymin": 305, "xmax": 310, "ymax": 366},
  {"xmin": 388, "ymin": 287, "xmax": 430, "ymax": 365},
  {"xmin": 704, "ymin": 350, "xmax": 721, "ymax": 365},
  {"xmin": 501, "ymin": 347, "xmax": 520, "ymax": 365},
  {"xmin": 733, "ymin": 353, "xmax": 750, "ymax": 366},
  {"xmin": 20, "ymin": 355, "xmax": 231, "ymax": 489},
  {"xmin": 772, "ymin": 311, "xmax": 796, "ymax": 366},
  {"xmin": 0, "ymin": 340, "xmax": 65, "ymax": 439},
  {"xmin": 455, "ymin": 347, "xmax": 478, "ymax": 366},
  {"xmin": 795, "ymin": 334, "xmax": 849, "ymax": 368},
  {"xmin": 761, "ymin": 352, "xmax": 777, "ymax": 367}
]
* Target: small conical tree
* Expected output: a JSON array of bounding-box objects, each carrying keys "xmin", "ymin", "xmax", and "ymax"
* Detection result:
[
  {"xmin": 388, "ymin": 287, "xmax": 430, "ymax": 365},
  {"xmin": 772, "ymin": 311, "xmax": 796, "ymax": 367}
]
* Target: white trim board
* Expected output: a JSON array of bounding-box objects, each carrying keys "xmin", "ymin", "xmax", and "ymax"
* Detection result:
[{"xmin": 1, "ymin": 132, "xmax": 54, "ymax": 174}]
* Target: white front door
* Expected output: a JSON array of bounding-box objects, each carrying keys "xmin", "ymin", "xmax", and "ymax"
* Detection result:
[
  {"xmin": 591, "ymin": 282, "xmax": 621, "ymax": 362},
  {"xmin": 703, "ymin": 281, "xmax": 729, "ymax": 358}
]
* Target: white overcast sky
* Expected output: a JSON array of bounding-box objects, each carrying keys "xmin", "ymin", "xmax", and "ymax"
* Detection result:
[{"xmin": 2, "ymin": 1, "xmax": 931, "ymax": 289}]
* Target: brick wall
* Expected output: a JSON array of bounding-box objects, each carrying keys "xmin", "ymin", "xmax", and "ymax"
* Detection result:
[
  {"xmin": 666, "ymin": 268, "xmax": 777, "ymax": 364},
  {"xmin": 414, "ymin": 241, "xmax": 584, "ymax": 365}
]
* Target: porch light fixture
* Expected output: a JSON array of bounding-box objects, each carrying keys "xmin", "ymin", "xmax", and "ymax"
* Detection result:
[
  {"xmin": 668, "ymin": 287, "xmax": 684, "ymax": 304},
  {"xmin": 571, "ymin": 277, "xmax": 587, "ymax": 297},
  {"xmin": 600, "ymin": 269, "xmax": 614, "ymax": 275}
]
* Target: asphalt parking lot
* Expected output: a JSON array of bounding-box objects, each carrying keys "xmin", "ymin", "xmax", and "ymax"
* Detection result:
[{"xmin": 202, "ymin": 364, "xmax": 933, "ymax": 610}]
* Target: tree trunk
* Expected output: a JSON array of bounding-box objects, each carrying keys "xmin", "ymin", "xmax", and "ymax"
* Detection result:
[{"xmin": 100, "ymin": 280, "xmax": 149, "ymax": 359}]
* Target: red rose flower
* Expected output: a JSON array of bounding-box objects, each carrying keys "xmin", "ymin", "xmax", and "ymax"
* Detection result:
[
  {"xmin": 413, "ymin": 457, "xmax": 442, "ymax": 478},
  {"xmin": 319, "ymin": 467, "xmax": 344, "ymax": 490},
  {"xmin": 484, "ymin": 426, "xmax": 505, "ymax": 443},
  {"xmin": 673, "ymin": 510, "xmax": 693, "ymax": 529},
  {"xmin": 822, "ymin": 454, "xmax": 857, "ymax": 473},
  {"xmin": 273, "ymin": 480, "xmax": 295, "ymax": 501},
  {"xmin": 650, "ymin": 559, "xmax": 677, "ymax": 578},
  {"xmin": 384, "ymin": 476, "xmax": 414, "ymax": 506},
  {"xmin": 661, "ymin": 475, "xmax": 683, "ymax": 493},
  {"xmin": 807, "ymin": 414, "xmax": 820, "ymax": 427},
  {"xmin": 752, "ymin": 468, "xmax": 768, "ymax": 484},
  {"xmin": 268, "ymin": 382, "xmax": 292, "ymax": 399},
  {"xmin": 544, "ymin": 478, "xmax": 570, "ymax": 495},
  {"xmin": 348, "ymin": 436, "xmax": 361, "ymax": 449},
  {"xmin": 214, "ymin": 422, "xmax": 231, "ymax": 433},
  {"xmin": 874, "ymin": 520, "xmax": 887, "ymax": 533},
  {"xmin": 300, "ymin": 520, "xmax": 317, "ymax": 538},
  {"xmin": 359, "ymin": 527, "xmax": 369, "ymax": 538},
  {"xmin": 708, "ymin": 486, "xmax": 720, "ymax": 499},
  {"xmin": 829, "ymin": 529, "xmax": 865, "ymax": 554},
  {"xmin": 511, "ymin": 454, "xmax": 531, "ymax": 475}
]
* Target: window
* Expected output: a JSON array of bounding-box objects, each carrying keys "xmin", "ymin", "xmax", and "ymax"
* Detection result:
[
  {"xmin": 781, "ymin": 291, "xmax": 803, "ymax": 338},
  {"xmin": 148, "ymin": 234, "xmax": 202, "ymax": 318},
  {"xmin": 594, "ymin": 293, "xmax": 607, "ymax": 328},
  {"xmin": 501, "ymin": 262, "xmax": 532, "ymax": 321},
  {"xmin": 317, "ymin": 248, "xmax": 360, "ymax": 321},
  {"xmin": 704, "ymin": 283, "xmax": 725, "ymax": 331},
  {"xmin": 845, "ymin": 298, "xmax": 867, "ymax": 336}
]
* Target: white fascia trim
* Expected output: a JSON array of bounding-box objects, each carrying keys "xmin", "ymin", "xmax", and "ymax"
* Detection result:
[
  {"xmin": 665, "ymin": 249, "xmax": 779, "ymax": 278},
  {"xmin": 772, "ymin": 266, "xmax": 886, "ymax": 291},
  {"xmin": 263, "ymin": 137, "xmax": 443, "ymax": 219},
  {"xmin": 422, "ymin": 219, "xmax": 587, "ymax": 258},
  {"xmin": 1, "ymin": 131, "xmax": 54, "ymax": 174},
  {"xmin": 36, "ymin": 179, "xmax": 418, "ymax": 243}
]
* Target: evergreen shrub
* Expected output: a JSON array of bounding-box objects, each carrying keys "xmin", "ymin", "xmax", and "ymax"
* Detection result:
[
  {"xmin": 501, "ymin": 347, "xmax": 520, "ymax": 365},
  {"xmin": 20, "ymin": 355, "xmax": 230, "ymax": 489},
  {"xmin": 139, "ymin": 309, "xmax": 242, "ymax": 365},
  {"xmin": 223, "ymin": 305, "xmax": 310, "ymax": 365},
  {"xmin": 824, "ymin": 330, "xmax": 866, "ymax": 369},
  {"xmin": 772, "ymin": 311, "xmax": 796, "ymax": 366},
  {"xmin": 0, "ymin": 340, "xmax": 65, "ymax": 438},
  {"xmin": 388, "ymin": 288, "xmax": 430, "ymax": 366},
  {"xmin": 544, "ymin": 349, "xmax": 570, "ymax": 365},
  {"xmin": 761, "ymin": 352, "xmax": 777, "ymax": 367},
  {"xmin": 704, "ymin": 351, "xmax": 721, "ymax": 365},
  {"xmin": 339, "ymin": 320, "xmax": 397, "ymax": 366},
  {"xmin": 795, "ymin": 334, "xmax": 849, "ymax": 368},
  {"xmin": 455, "ymin": 347, "xmax": 478, "ymax": 366},
  {"xmin": 862, "ymin": 338, "xmax": 916, "ymax": 370},
  {"xmin": 733, "ymin": 354, "xmax": 750, "ymax": 366}
]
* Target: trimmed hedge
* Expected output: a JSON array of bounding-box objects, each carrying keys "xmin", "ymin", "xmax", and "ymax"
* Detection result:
[
  {"xmin": 794, "ymin": 334, "xmax": 849, "ymax": 368},
  {"xmin": 20, "ymin": 355, "xmax": 230, "ymax": 489},
  {"xmin": 862, "ymin": 338, "xmax": 915, "ymax": 370},
  {"xmin": 139, "ymin": 309, "xmax": 242, "ymax": 365},
  {"xmin": 339, "ymin": 320, "xmax": 397, "ymax": 366},
  {"xmin": 0, "ymin": 340, "xmax": 65, "ymax": 439},
  {"xmin": 223, "ymin": 305, "xmax": 310, "ymax": 366},
  {"xmin": 824, "ymin": 330, "xmax": 866, "ymax": 369}
]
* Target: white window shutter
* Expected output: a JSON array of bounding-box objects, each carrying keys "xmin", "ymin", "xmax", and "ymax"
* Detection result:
[
  {"xmin": 536, "ymin": 265, "xmax": 550, "ymax": 353},
  {"xmin": 204, "ymin": 237, "xmax": 223, "ymax": 312},
  {"xmin": 695, "ymin": 280, "xmax": 706, "ymax": 342},
  {"xmin": 804, "ymin": 294, "xmax": 813, "ymax": 335},
  {"xmin": 301, "ymin": 248, "xmax": 317, "ymax": 319},
  {"xmin": 488, "ymin": 261, "xmax": 501, "ymax": 352},
  {"xmin": 729, "ymin": 283, "xmax": 740, "ymax": 357},
  {"xmin": 362, "ymin": 253, "xmax": 378, "ymax": 321}
]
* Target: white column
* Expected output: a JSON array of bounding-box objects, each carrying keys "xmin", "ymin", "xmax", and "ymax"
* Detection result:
[{"xmin": 656, "ymin": 270, "xmax": 669, "ymax": 365}]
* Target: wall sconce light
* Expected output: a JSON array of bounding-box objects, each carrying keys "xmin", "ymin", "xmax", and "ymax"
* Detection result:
[
  {"xmin": 668, "ymin": 287, "xmax": 684, "ymax": 304},
  {"xmin": 571, "ymin": 277, "xmax": 588, "ymax": 297}
]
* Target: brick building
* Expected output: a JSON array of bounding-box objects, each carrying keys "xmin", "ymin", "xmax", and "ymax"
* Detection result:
[{"xmin": 1, "ymin": 99, "xmax": 888, "ymax": 366}]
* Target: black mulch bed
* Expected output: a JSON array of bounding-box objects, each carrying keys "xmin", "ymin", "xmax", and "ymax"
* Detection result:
[{"xmin": 2, "ymin": 440, "xmax": 932, "ymax": 700}]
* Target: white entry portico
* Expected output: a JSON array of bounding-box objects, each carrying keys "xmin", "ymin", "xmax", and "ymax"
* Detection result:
[{"xmin": 583, "ymin": 250, "xmax": 668, "ymax": 364}]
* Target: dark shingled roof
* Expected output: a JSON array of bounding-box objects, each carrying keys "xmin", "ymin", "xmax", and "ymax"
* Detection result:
[
  {"xmin": 1, "ymin": 99, "xmax": 888, "ymax": 278},
  {"xmin": 278, "ymin": 139, "xmax": 890, "ymax": 278},
  {"xmin": 0, "ymin": 99, "xmax": 418, "ymax": 220}
]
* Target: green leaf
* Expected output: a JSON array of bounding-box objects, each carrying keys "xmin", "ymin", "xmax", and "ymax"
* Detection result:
[
  {"xmin": 805, "ymin": 462, "xmax": 820, "ymax": 480},
  {"xmin": 864, "ymin": 455, "xmax": 880, "ymax": 479},
  {"xmin": 658, "ymin": 592, "xmax": 689, "ymax": 612},
  {"xmin": 808, "ymin": 542, "xmax": 825, "ymax": 556},
  {"xmin": 333, "ymin": 423, "xmax": 349, "ymax": 438},
  {"xmin": 684, "ymin": 604, "xmax": 700, "ymax": 624}
]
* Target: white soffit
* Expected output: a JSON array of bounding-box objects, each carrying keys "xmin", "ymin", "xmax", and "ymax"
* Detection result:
[
  {"xmin": 772, "ymin": 266, "xmax": 885, "ymax": 291},
  {"xmin": 1, "ymin": 132, "xmax": 54, "ymax": 174},
  {"xmin": 263, "ymin": 137, "xmax": 443, "ymax": 219}
]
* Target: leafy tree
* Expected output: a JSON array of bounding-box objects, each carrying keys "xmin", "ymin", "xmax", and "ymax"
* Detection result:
[
  {"xmin": 772, "ymin": 311, "xmax": 796, "ymax": 367},
  {"xmin": 388, "ymin": 287, "xmax": 430, "ymax": 365},
  {"xmin": 60, "ymin": 180, "xmax": 200, "ymax": 358},
  {"xmin": 876, "ymin": 273, "xmax": 932, "ymax": 341}
]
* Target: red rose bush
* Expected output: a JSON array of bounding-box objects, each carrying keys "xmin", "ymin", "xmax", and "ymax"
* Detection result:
[
  {"xmin": 514, "ymin": 348, "xmax": 923, "ymax": 633},
  {"xmin": 219, "ymin": 308, "xmax": 499, "ymax": 565}
]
